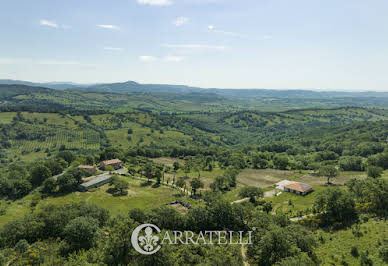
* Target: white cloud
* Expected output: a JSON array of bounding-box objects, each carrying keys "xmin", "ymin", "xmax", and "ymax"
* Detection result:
[
  {"xmin": 263, "ymin": 35, "xmax": 273, "ymax": 40},
  {"xmin": 39, "ymin": 20, "xmax": 71, "ymax": 29},
  {"xmin": 207, "ymin": 25, "xmax": 244, "ymax": 38},
  {"xmin": 40, "ymin": 19, "xmax": 58, "ymax": 28},
  {"xmin": 173, "ymin": 17, "xmax": 189, "ymax": 26},
  {"xmin": 164, "ymin": 56, "xmax": 184, "ymax": 62},
  {"xmin": 97, "ymin": 24, "xmax": 120, "ymax": 30},
  {"xmin": 103, "ymin": 47, "xmax": 123, "ymax": 51},
  {"xmin": 137, "ymin": 0, "xmax": 172, "ymax": 6},
  {"xmin": 162, "ymin": 44, "xmax": 226, "ymax": 50},
  {"xmin": 139, "ymin": 56, "xmax": 158, "ymax": 62}
]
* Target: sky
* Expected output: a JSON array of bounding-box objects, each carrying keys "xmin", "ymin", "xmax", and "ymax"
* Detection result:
[{"xmin": 0, "ymin": 0, "xmax": 388, "ymax": 91}]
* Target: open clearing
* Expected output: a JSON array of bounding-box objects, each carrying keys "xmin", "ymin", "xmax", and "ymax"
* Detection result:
[
  {"xmin": 0, "ymin": 178, "xmax": 179, "ymax": 227},
  {"xmin": 164, "ymin": 168, "xmax": 225, "ymax": 190},
  {"xmin": 297, "ymin": 171, "xmax": 367, "ymax": 185},
  {"xmin": 152, "ymin": 157, "xmax": 185, "ymax": 167},
  {"xmin": 237, "ymin": 169, "xmax": 295, "ymax": 188}
]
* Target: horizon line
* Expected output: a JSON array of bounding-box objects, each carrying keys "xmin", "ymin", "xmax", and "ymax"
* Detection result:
[{"xmin": 1, "ymin": 78, "xmax": 388, "ymax": 93}]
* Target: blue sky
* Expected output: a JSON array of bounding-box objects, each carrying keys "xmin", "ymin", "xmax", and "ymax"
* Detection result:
[{"xmin": 0, "ymin": 0, "xmax": 387, "ymax": 90}]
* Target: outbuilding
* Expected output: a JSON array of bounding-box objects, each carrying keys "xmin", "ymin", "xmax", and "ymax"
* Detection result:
[
  {"xmin": 78, "ymin": 173, "xmax": 111, "ymax": 191},
  {"xmin": 78, "ymin": 165, "xmax": 97, "ymax": 174},
  {"xmin": 100, "ymin": 159, "xmax": 122, "ymax": 170}
]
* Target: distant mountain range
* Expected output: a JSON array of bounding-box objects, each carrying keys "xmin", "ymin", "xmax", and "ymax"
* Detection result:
[{"xmin": 1, "ymin": 79, "xmax": 388, "ymax": 98}]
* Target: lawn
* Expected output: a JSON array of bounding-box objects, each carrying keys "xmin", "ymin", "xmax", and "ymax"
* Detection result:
[
  {"xmin": 269, "ymin": 185, "xmax": 327, "ymax": 216},
  {"xmin": 0, "ymin": 178, "xmax": 180, "ymax": 227}
]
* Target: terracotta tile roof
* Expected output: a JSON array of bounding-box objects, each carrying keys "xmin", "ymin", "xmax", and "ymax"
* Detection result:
[
  {"xmin": 284, "ymin": 182, "xmax": 312, "ymax": 193},
  {"xmin": 101, "ymin": 159, "xmax": 122, "ymax": 165},
  {"xmin": 78, "ymin": 165, "xmax": 95, "ymax": 169}
]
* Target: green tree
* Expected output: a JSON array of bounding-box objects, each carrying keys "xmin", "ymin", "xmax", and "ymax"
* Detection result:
[
  {"xmin": 143, "ymin": 162, "xmax": 153, "ymax": 181},
  {"xmin": 41, "ymin": 178, "xmax": 57, "ymax": 194},
  {"xmin": 263, "ymin": 201, "xmax": 273, "ymax": 213},
  {"xmin": 14, "ymin": 239, "xmax": 29, "ymax": 253},
  {"xmin": 56, "ymin": 151, "xmax": 75, "ymax": 165},
  {"xmin": 210, "ymin": 176, "xmax": 228, "ymax": 192},
  {"xmin": 313, "ymin": 187, "xmax": 357, "ymax": 226},
  {"xmin": 379, "ymin": 243, "xmax": 388, "ymax": 263},
  {"xmin": 10, "ymin": 179, "xmax": 32, "ymax": 199},
  {"xmin": 247, "ymin": 224, "xmax": 316, "ymax": 266},
  {"xmin": 367, "ymin": 165, "xmax": 383, "ymax": 178},
  {"xmin": 103, "ymin": 217, "xmax": 138, "ymax": 265},
  {"xmin": 30, "ymin": 165, "xmax": 51, "ymax": 186},
  {"xmin": 63, "ymin": 217, "xmax": 100, "ymax": 251},
  {"xmin": 110, "ymin": 176, "xmax": 129, "ymax": 196},
  {"xmin": 175, "ymin": 178, "xmax": 186, "ymax": 191},
  {"xmin": 57, "ymin": 174, "xmax": 77, "ymax": 193},
  {"xmin": 105, "ymin": 165, "xmax": 115, "ymax": 172},
  {"xmin": 44, "ymin": 160, "xmax": 64, "ymax": 175},
  {"xmin": 318, "ymin": 165, "xmax": 339, "ymax": 184},
  {"xmin": 239, "ymin": 186, "xmax": 264, "ymax": 203},
  {"xmin": 273, "ymin": 154, "xmax": 289, "ymax": 170},
  {"xmin": 190, "ymin": 177, "xmax": 203, "ymax": 196},
  {"xmin": 154, "ymin": 169, "xmax": 162, "ymax": 184},
  {"xmin": 172, "ymin": 162, "xmax": 181, "ymax": 172}
]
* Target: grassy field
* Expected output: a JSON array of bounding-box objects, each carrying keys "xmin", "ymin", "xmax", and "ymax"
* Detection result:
[
  {"xmin": 315, "ymin": 219, "xmax": 388, "ymax": 265},
  {"xmin": 297, "ymin": 171, "xmax": 367, "ymax": 186},
  {"xmin": 151, "ymin": 157, "xmax": 185, "ymax": 167},
  {"xmin": 269, "ymin": 185, "xmax": 327, "ymax": 216},
  {"xmin": 237, "ymin": 169, "xmax": 296, "ymax": 187},
  {"xmin": 164, "ymin": 168, "xmax": 225, "ymax": 190},
  {"xmin": 0, "ymin": 177, "xmax": 181, "ymax": 227}
]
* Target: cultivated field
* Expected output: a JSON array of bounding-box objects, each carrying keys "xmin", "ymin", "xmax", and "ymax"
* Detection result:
[
  {"xmin": 297, "ymin": 171, "xmax": 367, "ymax": 185},
  {"xmin": 237, "ymin": 169, "xmax": 295, "ymax": 187}
]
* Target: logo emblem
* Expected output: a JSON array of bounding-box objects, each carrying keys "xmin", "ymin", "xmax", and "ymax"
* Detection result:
[{"xmin": 131, "ymin": 224, "xmax": 161, "ymax": 255}]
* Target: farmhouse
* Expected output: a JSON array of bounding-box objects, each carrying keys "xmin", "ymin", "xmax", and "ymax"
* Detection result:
[
  {"xmin": 276, "ymin": 180, "xmax": 312, "ymax": 196},
  {"xmin": 283, "ymin": 182, "xmax": 312, "ymax": 196},
  {"xmin": 275, "ymin": 180, "xmax": 295, "ymax": 191},
  {"xmin": 78, "ymin": 165, "xmax": 97, "ymax": 174},
  {"xmin": 100, "ymin": 159, "xmax": 122, "ymax": 170},
  {"xmin": 78, "ymin": 173, "xmax": 111, "ymax": 192}
]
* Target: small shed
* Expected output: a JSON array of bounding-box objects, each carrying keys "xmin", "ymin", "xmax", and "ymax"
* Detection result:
[
  {"xmin": 100, "ymin": 159, "xmax": 122, "ymax": 170},
  {"xmin": 78, "ymin": 165, "xmax": 97, "ymax": 174},
  {"xmin": 78, "ymin": 173, "xmax": 111, "ymax": 192}
]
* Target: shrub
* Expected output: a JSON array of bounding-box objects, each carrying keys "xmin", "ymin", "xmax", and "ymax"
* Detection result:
[
  {"xmin": 14, "ymin": 239, "xmax": 29, "ymax": 253},
  {"xmin": 379, "ymin": 244, "xmax": 388, "ymax": 263},
  {"xmin": 360, "ymin": 251, "xmax": 373, "ymax": 266},
  {"xmin": 351, "ymin": 246, "xmax": 359, "ymax": 257}
]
